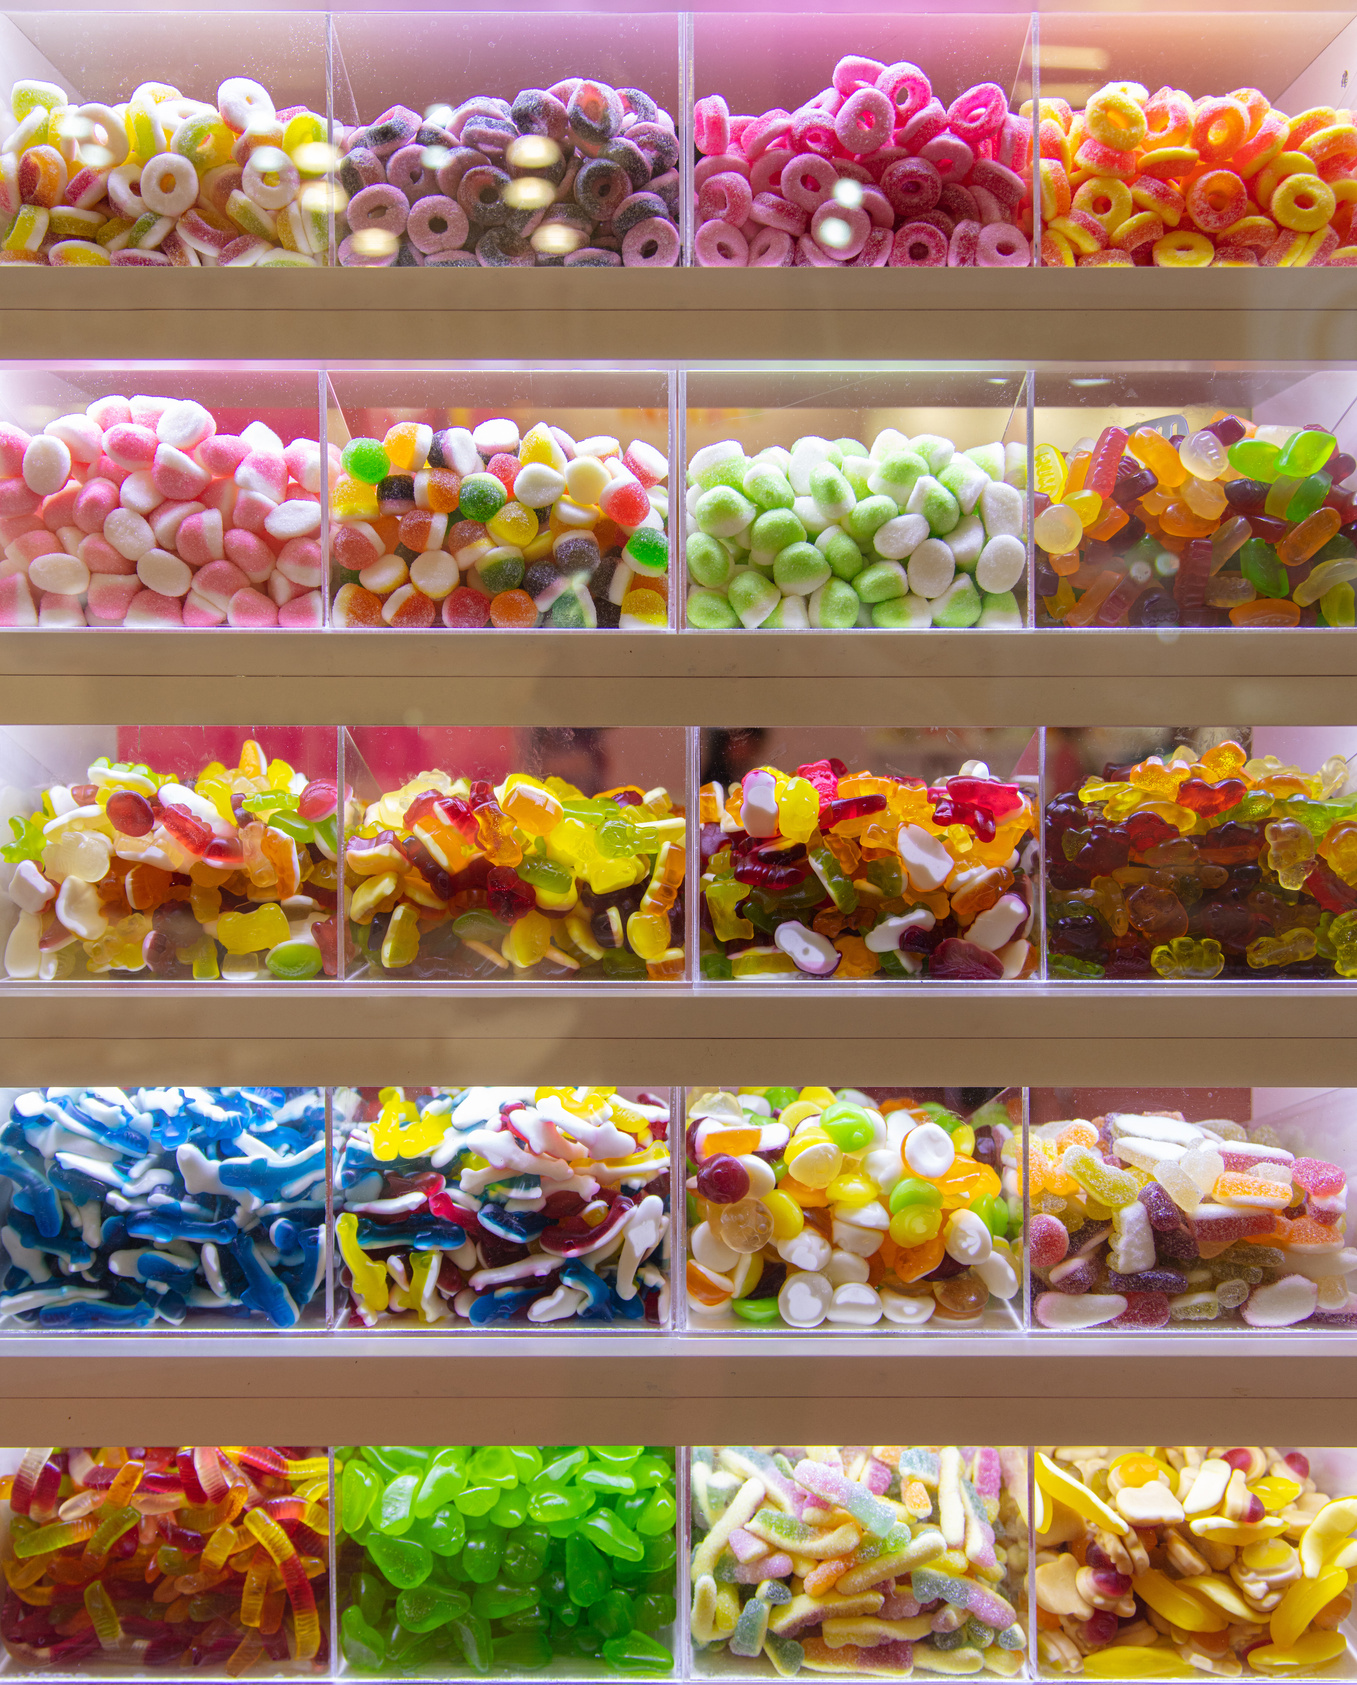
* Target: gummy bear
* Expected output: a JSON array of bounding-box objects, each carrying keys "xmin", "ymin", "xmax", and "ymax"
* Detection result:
[
  {"xmin": 1265, "ymin": 818, "xmax": 1317, "ymax": 891},
  {"xmin": 1150, "ymin": 936, "xmax": 1224, "ymax": 979}
]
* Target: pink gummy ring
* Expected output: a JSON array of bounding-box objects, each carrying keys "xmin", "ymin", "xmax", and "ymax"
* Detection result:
[
  {"xmin": 780, "ymin": 151, "xmax": 839, "ymax": 211},
  {"xmin": 946, "ymin": 82, "xmax": 1008, "ymax": 144},
  {"xmin": 890, "ymin": 220, "xmax": 948, "ymax": 265},
  {"xmin": 977, "ymin": 223, "xmax": 1032, "ymax": 267},
  {"xmin": 1185, "ymin": 168, "xmax": 1247, "ymax": 233},
  {"xmin": 881, "ymin": 156, "xmax": 942, "ymax": 218},
  {"xmin": 876, "ymin": 61, "xmax": 932, "ymax": 125}
]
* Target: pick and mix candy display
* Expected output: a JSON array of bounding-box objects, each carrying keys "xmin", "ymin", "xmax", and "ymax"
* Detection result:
[
  {"xmin": 331, "ymin": 415, "xmax": 669, "ymax": 630},
  {"xmin": 685, "ymin": 430, "xmax": 1027, "ymax": 629},
  {"xmin": 0, "ymin": 1086, "xmax": 326, "ymax": 1330},
  {"xmin": 1035, "ymin": 416, "xmax": 1357, "ymax": 629},
  {"xmin": 336, "ymin": 1444, "xmax": 677, "ymax": 1674},
  {"xmin": 344, "ymin": 765, "xmax": 684, "ymax": 979},
  {"xmin": 685, "ymin": 1089, "xmax": 1022, "ymax": 1329},
  {"xmin": 700, "ymin": 758, "xmax": 1037, "ymax": 979},
  {"xmin": 0, "ymin": 394, "xmax": 327, "ymax": 629},
  {"xmin": 690, "ymin": 1445, "xmax": 1029, "ymax": 1677},
  {"xmin": 1045, "ymin": 738, "xmax": 1357, "ymax": 980},
  {"xmin": 0, "ymin": 739, "xmax": 340, "ymax": 981},
  {"xmin": 1028, "ymin": 1110, "xmax": 1355, "ymax": 1332},
  {"xmin": 0, "ymin": 1444, "xmax": 331, "ymax": 1672},
  {"xmin": 336, "ymin": 80, "xmax": 680, "ymax": 268},
  {"xmin": 693, "ymin": 59, "xmax": 1032, "ymax": 267},
  {"xmin": 1039, "ymin": 83, "xmax": 1357, "ymax": 268},
  {"xmin": 2, "ymin": 77, "xmax": 329, "ymax": 268},
  {"xmin": 334, "ymin": 1085, "xmax": 671, "ymax": 1328},
  {"xmin": 1034, "ymin": 1446, "xmax": 1357, "ymax": 1678}
]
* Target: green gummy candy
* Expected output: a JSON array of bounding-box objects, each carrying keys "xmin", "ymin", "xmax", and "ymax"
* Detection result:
[
  {"xmin": 764, "ymin": 1633, "xmax": 805, "ymax": 1677},
  {"xmin": 696, "ymin": 485, "xmax": 757, "ymax": 538},
  {"xmin": 841, "ymin": 462, "xmax": 872, "ymax": 503},
  {"xmin": 869, "ymin": 450, "xmax": 928, "ymax": 504},
  {"xmin": 730, "ymin": 1596, "xmax": 771, "ymax": 1658},
  {"xmin": 762, "ymin": 595, "xmax": 808, "ymax": 629},
  {"xmin": 342, "ymin": 1461, "xmax": 380, "ymax": 1534},
  {"xmin": 963, "ymin": 442, "xmax": 1005, "ymax": 481},
  {"xmin": 590, "ymin": 1587, "xmax": 635, "ymax": 1637},
  {"xmin": 695, "ymin": 454, "xmax": 751, "ymax": 492},
  {"xmin": 743, "ymin": 462, "xmax": 796, "ymax": 509},
  {"xmin": 368, "ymin": 1531, "xmax": 433, "ymax": 1590},
  {"xmin": 701, "ymin": 951, "xmax": 734, "ymax": 979},
  {"xmin": 835, "ymin": 436, "xmax": 870, "ymax": 459},
  {"xmin": 938, "ymin": 456, "xmax": 988, "ymax": 513},
  {"xmin": 341, "ymin": 1603, "xmax": 386, "ymax": 1669},
  {"xmin": 396, "ymin": 1582, "xmax": 471, "ymax": 1632},
  {"xmin": 932, "ymin": 1625, "xmax": 974, "ymax": 1651},
  {"xmin": 602, "ymin": 1630, "xmax": 675, "ymax": 1673},
  {"xmin": 686, "ymin": 532, "xmax": 736, "ymax": 590},
  {"xmin": 808, "ymin": 462, "xmax": 855, "ymax": 520},
  {"xmin": 460, "ymin": 1530, "xmax": 504, "ymax": 1582},
  {"xmin": 566, "ymin": 1531, "xmax": 612, "ymax": 1605},
  {"xmin": 581, "ymin": 1506, "xmax": 643, "ymax": 1561},
  {"xmin": 426, "ymin": 1503, "xmax": 468, "ymax": 1556},
  {"xmin": 686, "ymin": 588, "xmax": 741, "ymax": 629},
  {"xmin": 978, "ymin": 590, "xmax": 1023, "ymax": 629},
  {"xmin": 872, "ymin": 593, "xmax": 930, "ymax": 628},
  {"xmin": 773, "ymin": 541, "xmax": 831, "ymax": 595},
  {"xmin": 750, "ymin": 508, "xmax": 806, "ymax": 557},
  {"xmin": 1277, "ymin": 427, "xmax": 1335, "ymax": 477},
  {"xmin": 624, "ymin": 527, "xmax": 668, "ymax": 575},
  {"xmin": 458, "ymin": 472, "xmax": 508, "ymax": 522},
  {"xmin": 810, "ymin": 577, "xmax": 861, "ymax": 629},
  {"xmin": 471, "ymin": 1577, "xmax": 537, "ymax": 1620},
  {"xmin": 479, "ymin": 551, "xmax": 525, "ymax": 594},
  {"xmin": 817, "ymin": 526, "xmax": 865, "ymax": 581},
  {"xmin": 550, "ymin": 588, "xmax": 589, "ymax": 628},
  {"xmin": 264, "ymin": 937, "xmax": 322, "ymax": 979},
  {"xmin": 911, "ymin": 433, "xmax": 956, "ymax": 474},
  {"xmin": 377, "ymin": 1472, "xmax": 419, "ymax": 1534},
  {"xmin": 1239, "ymin": 538, "xmax": 1289, "ymax": 598},
  {"xmin": 728, "ymin": 569, "xmax": 780, "ymax": 627},
  {"xmin": 844, "ymin": 493, "xmax": 898, "ymax": 543},
  {"xmin": 730, "ymin": 1294, "xmax": 782, "ymax": 1323},
  {"xmin": 907, "ymin": 474, "xmax": 961, "ymax": 536},
  {"xmin": 341, "ymin": 437, "xmax": 390, "ymax": 485},
  {"xmin": 931, "ymin": 573, "xmax": 983, "ymax": 628},
  {"xmin": 491, "ymin": 1486, "xmax": 529, "ymax": 1528},
  {"xmin": 1229, "ymin": 438, "xmax": 1280, "ymax": 479},
  {"xmin": 855, "ymin": 560, "xmax": 909, "ymax": 603}
]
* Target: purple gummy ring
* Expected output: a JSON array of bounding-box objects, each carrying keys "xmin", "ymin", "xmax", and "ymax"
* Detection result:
[
  {"xmin": 457, "ymin": 164, "xmax": 512, "ymax": 227},
  {"xmin": 574, "ymin": 157, "xmax": 630, "ymax": 221},
  {"xmin": 435, "ymin": 146, "xmax": 489, "ymax": 199},
  {"xmin": 568, "ymin": 79, "xmax": 623, "ymax": 146},
  {"xmin": 346, "ymin": 182, "xmax": 409, "ymax": 236},
  {"xmin": 386, "ymin": 143, "xmax": 440, "ymax": 204},
  {"xmin": 407, "ymin": 194, "xmax": 469, "ymax": 254}
]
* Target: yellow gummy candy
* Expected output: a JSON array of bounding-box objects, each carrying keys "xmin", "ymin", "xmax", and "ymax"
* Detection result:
[
  {"xmin": 1081, "ymin": 1648, "xmax": 1182, "ymax": 1679},
  {"xmin": 1251, "ymin": 1476, "xmax": 1304, "ymax": 1513},
  {"xmin": 1270, "ymin": 1565, "xmax": 1347, "ymax": 1649},
  {"xmin": 1132, "ymin": 1568, "xmax": 1227, "ymax": 1633},
  {"xmin": 1035, "ymin": 1452, "xmax": 1129, "ymax": 1536},
  {"xmin": 1178, "ymin": 1573, "xmax": 1257, "ymax": 1622},
  {"xmin": 1300, "ymin": 1498, "xmax": 1357, "ymax": 1578},
  {"xmin": 336, "ymin": 1212, "xmax": 388, "ymax": 1314},
  {"xmin": 216, "ymin": 903, "xmax": 291, "ymax": 956},
  {"xmin": 1250, "ymin": 1630, "xmax": 1350, "ymax": 1671}
]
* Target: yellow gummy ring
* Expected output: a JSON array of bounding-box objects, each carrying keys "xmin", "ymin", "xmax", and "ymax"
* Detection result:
[
  {"xmin": 1153, "ymin": 229, "xmax": 1214, "ymax": 267},
  {"xmin": 1272, "ymin": 172, "xmax": 1337, "ymax": 232},
  {"xmin": 1073, "ymin": 175, "xmax": 1134, "ymax": 233},
  {"xmin": 1086, "ymin": 86, "xmax": 1148, "ymax": 151}
]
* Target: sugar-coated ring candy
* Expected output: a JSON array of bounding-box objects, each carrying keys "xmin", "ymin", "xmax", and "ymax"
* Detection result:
[
  {"xmin": 696, "ymin": 219, "xmax": 748, "ymax": 265},
  {"xmin": 1185, "ymin": 168, "xmax": 1248, "ymax": 232},
  {"xmin": 347, "ymin": 181, "xmax": 408, "ymax": 238},
  {"xmin": 977, "ymin": 224, "xmax": 1030, "ymax": 266},
  {"xmin": 881, "ymin": 156, "xmax": 942, "ymax": 217},
  {"xmin": 457, "ymin": 164, "xmax": 512, "ymax": 227},
  {"xmin": 386, "ymin": 143, "xmax": 439, "ymax": 204},
  {"xmin": 574, "ymin": 158, "xmax": 631, "ymax": 220},
  {"xmin": 812, "ymin": 199, "xmax": 869, "ymax": 258},
  {"xmin": 946, "ymin": 81, "xmax": 1008, "ymax": 143},
  {"xmin": 876, "ymin": 61, "xmax": 932, "ymax": 124},
  {"xmin": 217, "ymin": 75, "xmax": 274, "ymax": 132},
  {"xmin": 1192, "ymin": 96, "xmax": 1250, "ymax": 163},
  {"xmin": 1152, "ymin": 228, "xmax": 1214, "ymax": 266},
  {"xmin": 1086, "ymin": 85, "xmax": 1148, "ymax": 151},
  {"xmin": 1271, "ymin": 172, "xmax": 1336, "ymax": 232},
  {"xmin": 920, "ymin": 133, "xmax": 974, "ymax": 182},
  {"xmin": 780, "ymin": 151, "xmax": 837, "ymax": 212},
  {"xmin": 1073, "ymin": 175, "xmax": 1133, "ymax": 233},
  {"xmin": 406, "ymin": 194, "xmax": 468, "ymax": 253},
  {"xmin": 137, "ymin": 150, "xmax": 197, "ymax": 218},
  {"xmin": 892, "ymin": 221, "xmax": 948, "ymax": 265},
  {"xmin": 748, "ymin": 226, "xmax": 794, "ymax": 266},
  {"xmin": 622, "ymin": 216, "xmax": 680, "ymax": 266},
  {"xmin": 835, "ymin": 86, "xmax": 893, "ymax": 154},
  {"xmin": 694, "ymin": 92, "xmax": 731, "ymax": 156},
  {"xmin": 243, "ymin": 146, "xmax": 300, "ymax": 211},
  {"xmin": 698, "ymin": 170, "xmax": 752, "ymax": 225}
]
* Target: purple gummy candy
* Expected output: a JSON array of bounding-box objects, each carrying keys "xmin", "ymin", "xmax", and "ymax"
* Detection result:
[
  {"xmin": 1155, "ymin": 1225, "xmax": 1200, "ymax": 1264},
  {"xmin": 1108, "ymin": 1291, "xmax": 1170, "ymax": 1330},
  {"xmin": 1105, "ymin": 1268, "xmax": 1189, "ymax": 1295},
  {"xmin": 1304, "ymin": 1309, "xmax": 1357, "ymax": 1328},
  {"xmin": 878, "ymin": 1593, "xmax": 922, "ymax": 1620},
  {"xmin": 930, "ymin": 937, "xmax": 1004, "ymax": 980},
  {"xmin": 1066, "ymin": 1220, "xmax": 1111, "ymax": 1255},
  {"xmin": 1194, "ymin": 1205, "xmax": 1275, "ymax": 1245},
  {"xmin": 1139, "ymin": 1180, "xmax": 1184, "ymax": 1232},
  {"xmin": 1048, "ymin": 1257, "xmax": 1099, "ymax": 1295}
]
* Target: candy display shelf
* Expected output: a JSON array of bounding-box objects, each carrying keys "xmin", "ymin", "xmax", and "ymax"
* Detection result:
[{"xmin": 1, "ymin": 629, "xmax": 1355, "ymax": 725}]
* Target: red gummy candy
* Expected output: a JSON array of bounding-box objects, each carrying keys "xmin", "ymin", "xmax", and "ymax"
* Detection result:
[
  {"xmin": 1293, "ymin": 1156, "xmax": 1345, "ymax": 1197},
  {"xmin": 106, "ymin": 789, "xmax": 155, "ymax": 836},
  {"xmin": 1176, "ymin": 776, "xmax": 1248, "ymax": 817},
  {"xmin": 159, "ymin": 802, "xmax": 212, "ymax": 857},
  {"xmin": 1028, "ymin": 1212, "xmax": 1069, "ymax": 1270},
  {"xmin": 930, "ymin": 938, "xmax": 1004, "ymax": 980},
  {"xmin": 298, "ymin": 779, "xmax": 338, "ymax": 821},
  {"xmin": 1108, "ymin": 1291, "xmax": 1170, "ymax": 1330}
]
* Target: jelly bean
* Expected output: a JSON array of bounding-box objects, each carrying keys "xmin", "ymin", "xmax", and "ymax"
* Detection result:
[
  {"xmin": 0, "ymin": 394, "xmax": 326, "ymax": 628},
  {"xmin": 0, "ymin": 1085, "xmax": 327, "ymax": 1327},
  {"xmin": 334, "ymin": 1086, "xmax": 670, "ymax": 1327},
  {"xmin": 1, "ymin": 1444, "xmax": 329, "ymax": 1670},
  {"xmin": 1036, "ymin": 410, "xmax": 1355, "ymax": 628},
  {"xmin": 337, "ymin": 83, "xmax": 677, "ymax": 267},
  {"xmin": 1045, "ymin": 734, "xmax": 1355, "ymax": 977},
  {"xmin": 687, "ymin": 1087, "xmax": 1022, "ymax": 1327},
  {"xmin": 695, "ymin": 60, "xmax": 1030, "ymax": 268},
  {"xmin": 331, "ymin": 414, "xmax": 668, "ymax": 630}
]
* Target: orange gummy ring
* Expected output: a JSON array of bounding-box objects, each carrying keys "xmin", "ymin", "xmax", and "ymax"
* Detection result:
[
  {"xmin": 1186, "ymin": 168, "xmax": 1248, "ymax": 233},
  {"xmin": 1192, "ymin": 97, "xmax": 1250, "ymax": 164},
  {"xmin": 1086, "ymin": 86, "xmax": 1147, "ymax": 152},
  {"xmin": 1144, "ymin": 86, "xmax": 1195, "ymax": 148}
]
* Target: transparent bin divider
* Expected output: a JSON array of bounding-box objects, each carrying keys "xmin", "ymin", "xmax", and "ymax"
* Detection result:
[
  {"xmin": 341, "ymin": 724, "xmax": 689, "ymax": 983},
  {"xmin": 681, "ymin": 367, "xmax": 1032, "ymax": 631},
  {"xmin": 0, "ymin": 11, "xmax": 328, "ymax": 152},
  {"xmin": 327, "ymin": 1082, "xmax": 681, "ymax": 1333},
  {"xmin": 330, "ymin": 1443, "xmax": 684, "ymax": 1683},
  {"xmin": 0, "ymin": 1083, "xmax": 330, "ymax": 1334},
  {"xmin": 1031, "ymin": 367, "xmax": 1357, "ymax": 631},
  {"xmin": 0, "ymin": 723, "xmax": 340, "ymax": 984},
  {"xmin": 696, "ymin": 725, "xmax": 1042, "ymax": 984},
  {"xmin": 680, "ymin": 1084, "xmax": 1025, "ymax": 1334},
  {"xmin": 325, "ymin": 366, "xmax": 677, "ymax": 631}
]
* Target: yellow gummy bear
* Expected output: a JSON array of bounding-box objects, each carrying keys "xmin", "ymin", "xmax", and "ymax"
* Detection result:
[
  {"xmin": 216, "ymin": 903, "xmax": 291, "ymax": 957},
  {"xmin": 777, "ymin": 776, "xmax": 821, "ymax": 845}
]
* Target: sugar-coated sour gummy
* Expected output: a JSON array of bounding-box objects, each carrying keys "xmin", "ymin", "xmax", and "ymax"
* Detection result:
[
  {"xmin": 330, "ymin": 416, "xmax": 668, "ymax": 631},
  {"xmin": 0, "ymin": 1444, "xmax": 330, "ymax": 1672},
  {"xmin": 343, "ymin": 766, "xmax": 684, "ymax": 980},
  {"xmin": 0, "ymin": 739, "xmax": 340, "ymax": 981},
  {"xmin": 335, "ymin": 1085, "xmax": 671, "ymax": 1327},
  {"xmin": 686, "ymin": 429, "xmax": 1027, "ymax": 629},
  {"xmin": 1034, "ymin": 416, "xmax": 1356, "ymax": 630},
  {"xmin": 694, "ymin": 57, "xmax": 1033, "ymax": 268},
  {"xmin": 1028, "ymin": 1106, "xmax": 1353, "ymax": 1331},
  {"xmin": 700, "ymin": 756, "xmax": 1036, "ymax": 980},
  {"xmin": 686, "ymin": 1087, "xmax": 1023, "ymax": 1329},
  {"xmin": 1, "ymin": 76, "xmax": 330, "ymax": 271},
  {"xmin": 336, "ymin": 1444, "xmax": 677, "ymax": 1675},
  {"xmin": 1045, "ymin": 738, "xmax": 1357, "ymax": 980},
  {"xmin": 336, "ymin": 81, "xmax": 680, "ymax": 268},
  {"xmin": 0, "ymin": 395, "xmax": 327, "ymax": 629},
  {"xmin": 690, "ymin": 1444, "xmax": 1028, "ymax": 1677},
  {"xmin": 1035, "ymin": 1445, "xmax": 1355, "ymax": 1680},
  {"xmin": 0, "ymin": 1086, "xmax": 327, "ymax": 1328}
]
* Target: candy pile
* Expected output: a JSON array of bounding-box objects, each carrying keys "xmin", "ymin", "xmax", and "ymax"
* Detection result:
[
  {"xmin": 0, "ymin": 1086, "xmax": 326, "ymax": 1329},
  {"xmin": 700, "ymin": 757, "xmax": 1037, "ymax": 979},
  {"xmin": 331, "ymin": 415, "xmax": 669, "ymax": 630},
  {"xmin": 1037, "ymin": 83, "xmax": 1357, "ymax": 268},
  {"xmin": 337, "ymin": 1444, "xmax": 677, "ymax": 1674},
  {"xmin": 1046, "ymin": 738, "xmax": 1357, "ymax": 980},
  {"xmin": 344, "ymin": 766, "xmax": 684, "ymax": 979},
  {"xmin": 336, "ymin": 80, "xmax": 680, "ymax": 268},
  {"xmin": 686, "ymin": 430, "xmax": 1027, "ymax": 629},
  {"xmin": 0, "ymin": 394, "xmax": 328, "ymax": 629},
  {"xmin": 334, "ymin": 1085, "xmax": 671, "ymax": 1327},
  {"xmin": 691, "ymin": 1445, "xmax": 1029, "ymax": 1677},
  {"xmin": 694, "ymin": 58, "xmax": 1032, "ymax": 267},
  {"xmin": 1034, "ymin": 1446, "xmax": 1356, "ymax": 1678},
  {"xmin": 1035, "ymin": 417, "xmax": 1357, "ymax": 629},
  {"xmin": 686, "ymin": 1088, "xmax": 1022, "ymax": 1329},
  {"xmin": 1, "ymin": 76, "xmax": 329, "ymax": 268},
  {"xmin": 1028, "ymin": 1110, "xmax": 1355, "ymax": 1332},
  {"xmin": 0, "ymin": 739, "xmax": 340, "ymax": 981},
  {"xmin": 0, "ymin": 1444, "xmax": 330, "ymax": 1672}
]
